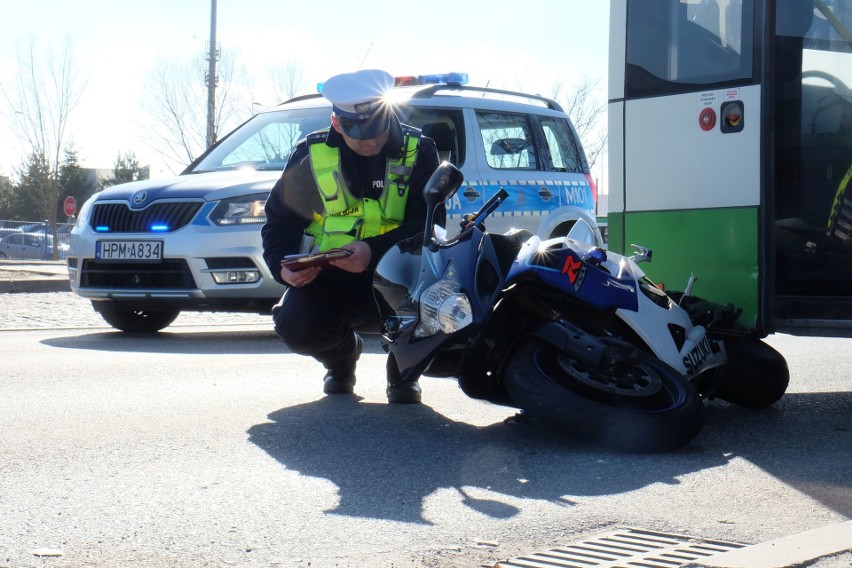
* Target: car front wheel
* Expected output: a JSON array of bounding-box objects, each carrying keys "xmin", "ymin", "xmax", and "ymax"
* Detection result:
[{"xmin": 92, "ymin": 302, "xmax": 180, "ymax": 333}]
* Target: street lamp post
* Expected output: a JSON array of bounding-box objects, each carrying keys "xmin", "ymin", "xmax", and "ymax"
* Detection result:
[{"xmin": 205, "ymin": 0, "xmax": 218, "ymax": 149}]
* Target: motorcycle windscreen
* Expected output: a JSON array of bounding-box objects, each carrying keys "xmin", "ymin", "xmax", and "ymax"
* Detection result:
[{"xmin": 373, "ymin": 234, "xmax": 424, "ymax": 323}]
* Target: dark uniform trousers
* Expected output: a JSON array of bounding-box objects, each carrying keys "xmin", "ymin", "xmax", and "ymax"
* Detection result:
[{"xmin": 271, "ymin": 268, "xmax": 381, "ymax": 371}]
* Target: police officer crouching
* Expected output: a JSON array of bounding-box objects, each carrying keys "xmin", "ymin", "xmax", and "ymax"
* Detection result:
[{"xmin": 262, "ymin": 69, "xmax": 441, "ymax": 403}]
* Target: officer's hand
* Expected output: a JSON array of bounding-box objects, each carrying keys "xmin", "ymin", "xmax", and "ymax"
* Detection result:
[
  {"xmin": 330, "ymin": 241, "xmax": 371, "ymax": 273},
  {"xmin": 280, "ymin": 264, "xmax": 321, "ymax": 288}
]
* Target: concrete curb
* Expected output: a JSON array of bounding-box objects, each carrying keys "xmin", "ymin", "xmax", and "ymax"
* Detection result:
[
  {"xmin": 685, "ymin": 521, "xmax": 852, "ymax": 568},
  {"xmin": 0, "ymin": 261, "xmax": 70, "ymax": 294},
  {"xmin": 0, "ymin": 278, "xmax": 71, "ymax": 294}
]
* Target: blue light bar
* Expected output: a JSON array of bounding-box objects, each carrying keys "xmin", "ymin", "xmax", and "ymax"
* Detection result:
[
  {"xmin": 420, "ymin": 72, "xmax": 469, "ymax": 85},
  {"xmin": 150, "ymin": 224, "xmax": 170, "ymax": 232},
  {"xmin": 317, "ymin": 72, "xmax": 469, "ymax": 93},
  {"xmin": 95, "ymin": 226, "xmax": 110, "ymax": 232},
  {"xmin": 394, "ymin": 72, "xmax": 469, "ymax": 87}
]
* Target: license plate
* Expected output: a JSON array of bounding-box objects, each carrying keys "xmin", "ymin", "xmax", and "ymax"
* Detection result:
[{"xmin": 96, "ymin": 240, "xmax": 163, "ymax": 262}]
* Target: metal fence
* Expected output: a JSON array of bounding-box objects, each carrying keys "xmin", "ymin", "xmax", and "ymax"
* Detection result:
[{"xmin": 0, "ymin": 220, "xmax": 74, "ymax": 261}]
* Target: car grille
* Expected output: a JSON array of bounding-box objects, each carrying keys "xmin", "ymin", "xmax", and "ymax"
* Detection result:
[
  {"xmin": 90, "ymin": 202, "xmax": 203, "ymax": 233},
  {"xmin": 80, "ymin": 259, "xmax": 196, "ymax": 289}
]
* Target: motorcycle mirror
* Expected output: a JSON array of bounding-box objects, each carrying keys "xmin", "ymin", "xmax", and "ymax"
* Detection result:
[
  {"xmin": 423, "ymin": 161, "xmax": 463, "ymax": 207},
  {"xmin": 423, "ymin": 161, "xmax": 464, "ymax": 247}
]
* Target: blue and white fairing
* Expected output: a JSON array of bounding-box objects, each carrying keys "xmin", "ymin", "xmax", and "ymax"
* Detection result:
[
  {"xmin": 510, "ymin": 234, "xmax": 727, "ymax": 378},
  {"xmin": 374, "ymin": 223, "xmax": 506, "ymax": 382}
]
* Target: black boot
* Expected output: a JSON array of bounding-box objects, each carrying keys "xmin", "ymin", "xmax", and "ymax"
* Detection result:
[
  {"xmin": 322, "ymin": 334, "xmax": 363, "ymax": 394},
  {"xmin": 386, "ymin": 356, "xmax": 421, "ymax": 404}
]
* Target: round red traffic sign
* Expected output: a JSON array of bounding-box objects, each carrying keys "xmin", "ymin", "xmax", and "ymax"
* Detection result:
[{"xmin": 63, "ymin": 196, "xmax": 77, "ymax": 217}]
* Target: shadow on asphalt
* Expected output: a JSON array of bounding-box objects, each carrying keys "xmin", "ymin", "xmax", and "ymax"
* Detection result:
[
  {"xmin": 39, "ymin": 327, "xmax": 852, "ymax": 526},
  {"xmin": 40, "ymin": 330, "xmax": 388, "ymax": 356},
  {"xmin": 246, "ymin": 391, "xmax": 851, "ymax": 525},
  {"xmin": 702, "ymin": 393, "xmax": 852, "ymax": 517},
  {"xmin": 40, "ymin": 329, "xmax": 282, "ymax": 355}
]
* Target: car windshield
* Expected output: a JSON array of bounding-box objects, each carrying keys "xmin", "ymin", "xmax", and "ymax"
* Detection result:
[{"xmin": 189, "ymin": 106, "xmax": 330, "ymax": 174}]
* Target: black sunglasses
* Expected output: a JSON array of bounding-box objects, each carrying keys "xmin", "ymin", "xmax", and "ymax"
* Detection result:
[{"xmin": 337, "ymin": 110, "xmax": 390, "ymax": 140}]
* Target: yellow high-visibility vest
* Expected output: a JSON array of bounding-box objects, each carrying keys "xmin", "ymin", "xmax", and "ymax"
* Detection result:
[{"xmin": 305, "ymin": 127, "xmax": 421, "ymax": 251}]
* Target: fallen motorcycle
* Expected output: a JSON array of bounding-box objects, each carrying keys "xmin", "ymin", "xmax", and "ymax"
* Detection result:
[{"xmin": 373, "ymin": 162, "xmax": 789, "ymax": 452}]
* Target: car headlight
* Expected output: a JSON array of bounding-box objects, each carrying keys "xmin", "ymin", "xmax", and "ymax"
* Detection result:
[
  {"xmin": 209, "ymin": 193, "xmax": 268, "ymax": 226},
  {"xmin": 74, "ymin": 196, "xmax": 97, "ymax": 228},
  {"xmin": 414, "ymin": 261, "xmax": 473, "ymax": 338}
]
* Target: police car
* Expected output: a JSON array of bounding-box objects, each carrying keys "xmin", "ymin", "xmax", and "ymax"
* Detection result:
[{"xmin": 67, "ymin": 73, "xmax": 600, "ymax": 332}]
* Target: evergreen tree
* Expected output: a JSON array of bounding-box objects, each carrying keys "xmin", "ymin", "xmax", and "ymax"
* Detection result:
[
  {"xmin": 100, "ymin": 151, "xmax": 143, "ymax": 189},
  {"xmin": 16, "ymin": 153, "xmax": 55, "ymax": 223},
  {"xmin": 0, "ymin": 174, "xmax": 24, "ymax": 220},
  {"xmin": 58, "ymin": 147, "xmax": 89, "ymax": 220}
]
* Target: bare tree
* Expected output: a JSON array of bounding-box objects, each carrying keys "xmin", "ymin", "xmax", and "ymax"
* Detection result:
[
  {"xmin": 551, "ymin": 76, "xmax": 608, "ymax": 172},
  {"xmin": 0, "ymin": 36, "xmax": 86, "ymax": 257},
  {"xmin": 268, "ymin": 60, "xmax": 308, "ymax": 103},
  {"xmin": 141, "ymin": 47, "xmax": 246, "ymax": 173},
  {"xmin": 244, "ymin": 60, "xmax": 308, "ymax": 118}
]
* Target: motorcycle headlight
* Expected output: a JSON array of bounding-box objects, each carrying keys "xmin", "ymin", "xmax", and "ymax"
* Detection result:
[
  {"xmin": 209, "ymin": 193, "xmax": 268, "ymax": 226},
  {"xmin": 436, "ymin": 293, "xmax": 473, "ymax": 333},
  {"xmin": 415, "ymin": 261, "xmax": 473, "ymax": 338}
]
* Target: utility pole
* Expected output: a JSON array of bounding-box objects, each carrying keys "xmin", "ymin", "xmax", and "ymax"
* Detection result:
[{"xmin": 205, "ymin": 0, "xmax": 218, "ymax": 149}]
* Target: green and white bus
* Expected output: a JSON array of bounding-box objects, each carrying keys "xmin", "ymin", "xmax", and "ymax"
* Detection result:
[{"xmin": 608, "ymin": 0, "xmax": 852, "ymax": 336}]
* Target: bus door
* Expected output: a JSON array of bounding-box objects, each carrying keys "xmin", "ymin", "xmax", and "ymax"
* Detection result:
[
  {"xmin": 771, "ymin": 0, "xmax": 852, "ymax": 334},
  {"xmin": 609, "ymin": 0, "xmax": 852, "ymax": 336}
]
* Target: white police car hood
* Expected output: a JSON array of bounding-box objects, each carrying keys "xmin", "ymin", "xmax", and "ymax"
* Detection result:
[{"xmin": 94, "ymin": 170, "xmax": 282, "ymax": 206}]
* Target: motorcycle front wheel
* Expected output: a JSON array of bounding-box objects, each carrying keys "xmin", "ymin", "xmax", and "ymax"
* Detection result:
[{"xmin": 503, "ymin": 338, "xmax": 703, "ymax": 453}]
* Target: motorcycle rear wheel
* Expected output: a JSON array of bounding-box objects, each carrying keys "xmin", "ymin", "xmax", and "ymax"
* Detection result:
[
  {"xmin": 503, "ymin": 338, "xmax": 703, "ymax": 453},
  {"xmin": 713, "ymin": 337, "xmax": 789, "ymax": 407}
]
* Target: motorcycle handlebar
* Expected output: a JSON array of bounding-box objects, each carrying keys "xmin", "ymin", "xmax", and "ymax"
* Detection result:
[{"xmin": 461, "ymin": 188, "xmax": 509, "ymax": 230}]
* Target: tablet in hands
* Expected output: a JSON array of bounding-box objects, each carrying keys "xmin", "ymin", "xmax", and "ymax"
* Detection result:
[{"xmin": 280, "ymin": 248, "xmax": 353, "ymax": 271}]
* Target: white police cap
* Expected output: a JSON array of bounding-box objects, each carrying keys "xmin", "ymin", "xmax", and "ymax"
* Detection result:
[{"xmin": 321, "ymin": 69, "xmax": 395, "ymax": 120}]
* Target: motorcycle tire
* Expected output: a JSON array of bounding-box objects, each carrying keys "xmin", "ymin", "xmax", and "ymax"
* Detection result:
[
  {"xmin": 713, "ymin": 337, "xmax": 789, "ymax": 408},
  {"xmin": 503, "ymin": 338, "xmax": 703, "ymax": 453}
]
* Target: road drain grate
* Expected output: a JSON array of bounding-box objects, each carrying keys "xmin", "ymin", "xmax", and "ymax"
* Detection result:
[{"xmin": 495, "ymin": 527, "xmax": 746, "ymax": 568}]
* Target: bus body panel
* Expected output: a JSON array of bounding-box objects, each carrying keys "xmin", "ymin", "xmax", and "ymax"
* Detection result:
[
  {"xmin": 610, "ymin": 84, "xmax": 763, "ymax": 327},
  {"xmin": 609, "ymin": 101, "xmax": 625, "ymax": 214},
  {"xmin": 609, "ymin": 0, "xmax": 628, "ymax": 100},
  {"xmin": 623, "ymin": 85, "xmax": 761, "ymax": 212},
  {"xmin": 611, "ymin": 207, "xmax": 759, "ymax": 329}
]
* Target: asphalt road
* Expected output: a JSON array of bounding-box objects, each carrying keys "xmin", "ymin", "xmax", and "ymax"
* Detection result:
[{"xmin": 0, "ymin": 291, "xmax": 850, "ymax": 567}]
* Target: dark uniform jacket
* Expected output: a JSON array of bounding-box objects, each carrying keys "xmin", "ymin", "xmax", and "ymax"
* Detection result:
[{"xmin": 261, "ymin": 113, "xmax": 440, "ymax": 285}]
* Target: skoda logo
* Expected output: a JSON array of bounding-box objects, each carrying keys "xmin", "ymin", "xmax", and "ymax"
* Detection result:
[{"xmin": 131, "ymin": 191, "xmax": 148, "ymax": 207}]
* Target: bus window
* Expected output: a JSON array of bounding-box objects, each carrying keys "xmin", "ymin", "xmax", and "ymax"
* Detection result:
[{"xmin": 625, "ymin": 0, "xmax": 755, "ymax": 98}]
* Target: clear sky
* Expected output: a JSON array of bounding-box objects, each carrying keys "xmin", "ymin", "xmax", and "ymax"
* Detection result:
[{"xmin": 0, "ymin": 0, "xmax": 610, "ymax": 180}]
